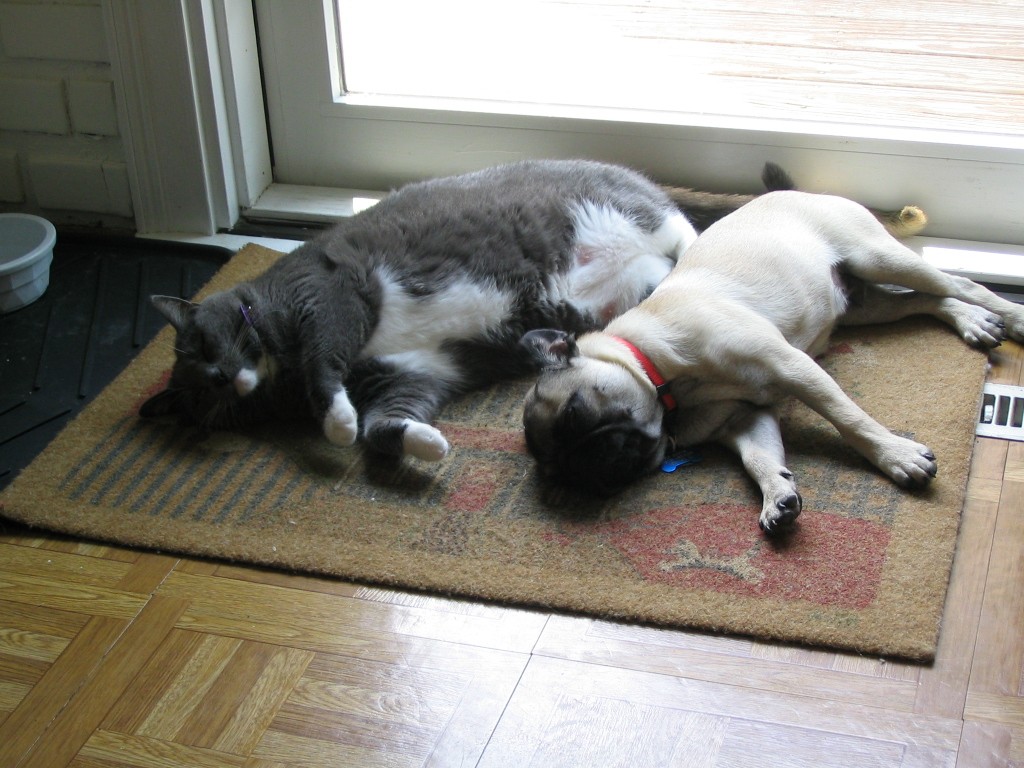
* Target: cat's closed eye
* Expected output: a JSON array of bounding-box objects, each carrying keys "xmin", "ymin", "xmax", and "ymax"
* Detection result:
[{"xmin": 200, "ymin": 333, "xmax": 219, "ymax": 363}]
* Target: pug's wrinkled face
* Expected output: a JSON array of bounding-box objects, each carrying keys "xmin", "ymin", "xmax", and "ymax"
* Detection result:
[{"xmin": 520, "ymin": 329, "xmax": 668, "ymax": 495}]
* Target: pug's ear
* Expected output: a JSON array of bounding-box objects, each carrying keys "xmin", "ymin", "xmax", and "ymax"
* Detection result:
[
  {"xmin": 519, "ymin": 329, "xmax": 578, "ymax": 369},
  {"xmin": 150, "ymin": 295, "xmax": 195, "ymax": 332}
]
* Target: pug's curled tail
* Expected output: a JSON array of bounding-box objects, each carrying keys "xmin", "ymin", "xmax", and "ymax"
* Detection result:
[
  {"xmin": 872, "ymin": 204, "xmax": 928, "ymax": 238},
  {"xmin": 659, "ymin": 161, "xmax": 795, "ymax": 232}
]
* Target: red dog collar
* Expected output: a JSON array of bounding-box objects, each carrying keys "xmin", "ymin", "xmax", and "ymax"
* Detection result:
[{"xmin": 609, "ymin": 336, "xmax": 677, "ymax": 412}]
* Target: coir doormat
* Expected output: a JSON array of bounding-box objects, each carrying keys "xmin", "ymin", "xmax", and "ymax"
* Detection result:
[{"xmin": 0, "ymin": 244, "xmax": 988, "ymax": 660}]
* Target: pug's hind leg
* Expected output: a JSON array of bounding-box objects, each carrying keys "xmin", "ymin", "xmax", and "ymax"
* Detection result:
[{"xmin": 716, "ymin": 405, "xmax": 802, "ymax": 534}]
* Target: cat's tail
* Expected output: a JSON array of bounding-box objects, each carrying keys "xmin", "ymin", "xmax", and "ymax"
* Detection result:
[{"xmin": 659, "ymin": 161, "xmax": 795, "ymax": 231}]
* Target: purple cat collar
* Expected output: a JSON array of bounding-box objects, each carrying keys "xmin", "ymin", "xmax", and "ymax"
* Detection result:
[
  {"xmin": 239, "ymin": 304, "xmax": 256, "ymax": 327},
  {"xmin": 609, "ymin": 336, "xmax": 677, "ymax": 412}
]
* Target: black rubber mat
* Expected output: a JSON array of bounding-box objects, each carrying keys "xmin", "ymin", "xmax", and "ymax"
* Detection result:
[{"xmin": 0, "ymin": 235, "xmax": 231, "ymax": 491}]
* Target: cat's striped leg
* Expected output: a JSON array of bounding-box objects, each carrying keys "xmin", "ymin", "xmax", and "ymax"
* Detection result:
[
  {"xmin": 349, "ymin": 363, "xmax": 453, "ymax": 461},
  {"xmin": 357, "ymin": 413, "xmax": 450, "ymax": 461},
  {"xmin": 361, "ymin": 411, "xmax": 451, "ymax": 461}
]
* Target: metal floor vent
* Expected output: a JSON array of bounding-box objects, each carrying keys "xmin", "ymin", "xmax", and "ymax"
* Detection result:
[{"xmin": 977, "ymin": 383, "xmax": 1024, "ymax": 441}]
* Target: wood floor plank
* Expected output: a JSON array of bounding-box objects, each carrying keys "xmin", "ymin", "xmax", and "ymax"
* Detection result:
[
  {"xmin": 102, "ymin": 628, "xmax": 210, "ymax": 735},
  {"xmin": 172, "ymin": 640, "xmax": 281, "ymax": 746},
  {"xmin": 136, "ymin": 634, "xmax": 245, "ymax": 741},
  {"xmin": 208, "ymin": 563, "xmax": 363, "ymax": 598},
  {"xmin": 100, "ymin": 629, "xmax": 314, "ymax": 757},
  {"xmin": 98, "ymin": 628, "xmax": 315, "ymax": 759},
  {"xmin": 1006, "ymin": 442, "xmax": 1024, "ymax": 485},
  {"xmin": 0, "ymin": 526, "xmax": 138, "ymax": 562},
  {"xmin": 158, "ymin": 570, "xmax": 547, "ymax": 655},
  {"xmin": 913, "ymin": 489, "xmax": 1001, "ymax": 718},
  {"xmin": 286, "ymin": 643, "xmax": 524, "ymax": 768},
  {"xmin": 206, "ymin": 645, "xmax": 314, "ymax": 756},
  {"xmin": 74, "ymin": 729, "xmax": 248, "ymax": 768},
  {"xmin": 969, "ymin": 474, "xmax": 1024, "ymax": 698},
  {"xmin": 253, "ymin": 728, "xmax": 404, "ymax": 768},
  {"xmin": 966, "ymin": 691, "xmax": 1024, "ymax": 728},
  {"xmin": 0, "ymin": 653, "xmax": 48, "ymax": 692},
  {"xmin": 256, "ymin": 643, "xmax": 526, "ymax": 768},
  {"xmin": 0, "ymin": 621, "xmax": 74, "ymax": 665},
  {"xmin": 0, "ymin": 569, "xmax": 149, "ymax": 620},
  {"xmin": 115, "ymin": 553, "xmax": 179, "ymax": 593},
  {"xmin": 957, "ymin": 720, "xmax": 1017, "ymax": 768},
  {"xmin": 478, "ymin": 655, "xmax": 962, "ymax": 767},
  {"xmin": 969, "ymin": 439, "xmax": 1008, "ymax": 485},
  {"xmin": 92, "ymin": 638, "xmax": 313, "ymax": 765},
  {"xmin": 0, "ymin": 541, "xmax": 136, "ymax": 586},
  {"xmin": 534, "ymin": 615, "xmax": 921, "ymax": 711},
  {"xmin": 0, "ymin": 680, "xmax": 32, "ymax": 724},
  {"xmin": 989, "ymin": 342, "xmax": 1024, "ymax": 386},
  {"xmin": 0, "ymin": 600, "xmax": 90, "ymax": 655},
  {"xmin": 14, "ymin": 595, "xmax": 187, "ymax": 768},
  {"xmin": 175, "ymin": 557, "xmax": 222, "ymax": 576},
  {"xmin": 0, "ymin": 615, "xmax": 130, "ymax": 767}
]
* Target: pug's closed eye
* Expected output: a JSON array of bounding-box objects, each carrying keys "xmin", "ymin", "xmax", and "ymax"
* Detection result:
[
  {"xmin": 557, "ymin": 391, "xmax": 632, "ymax": 436},
  {"xmin": 558, "ymin": 392, "xmax": 591, "ymax": 432}
]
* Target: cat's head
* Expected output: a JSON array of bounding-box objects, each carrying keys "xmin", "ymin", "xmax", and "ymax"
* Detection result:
[{"xmin": 140, "ymin": 289, "xmax": 275, "ymax": 429}]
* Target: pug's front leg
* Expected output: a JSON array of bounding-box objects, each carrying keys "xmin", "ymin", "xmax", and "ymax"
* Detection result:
[{"xmin": 715, "ymin": 404, "xmax": 802, "ymax": 534}]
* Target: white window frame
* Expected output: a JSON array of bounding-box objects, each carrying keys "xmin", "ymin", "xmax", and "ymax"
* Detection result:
[{"xmin": 106, "ymin": 1, "xmax": 1024, "ymax": 283}]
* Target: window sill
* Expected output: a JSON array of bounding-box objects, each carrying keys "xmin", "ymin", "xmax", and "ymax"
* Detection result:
[{"xmin": 216, "ymin": 182, "xmax": 1024, "ymax": 287}]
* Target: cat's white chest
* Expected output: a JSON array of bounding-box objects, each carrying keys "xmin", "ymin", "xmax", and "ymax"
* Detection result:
[
  {"xmin": 361, "ymin": 270, "xmax": 512, "ymax": 379},
  {"xmin": 557, "ymin": 204, "xmax": 696, "ymax": 322}
]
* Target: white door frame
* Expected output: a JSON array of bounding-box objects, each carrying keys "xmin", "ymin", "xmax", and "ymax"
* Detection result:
[{"xmin": 103, "ymin": 0, "xmax": 271, "ymax": 235}]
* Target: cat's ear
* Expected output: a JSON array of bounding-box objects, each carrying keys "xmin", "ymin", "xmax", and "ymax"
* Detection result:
[
  {"xmin": 150, "ymin": 295, "xmax": 195, "ymax": 331},
  {"xmin": 519, "ymin": 329, "xmax": 578, "ymax": 369},
  {"xmin": 139, "ymin": 388, "xmax": 183, "ymax": 419}
]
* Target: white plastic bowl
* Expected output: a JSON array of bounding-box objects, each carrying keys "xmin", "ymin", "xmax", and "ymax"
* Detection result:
[{"xmin": 0, "ymin": 213, "xmax": 56, "ymax": 313}]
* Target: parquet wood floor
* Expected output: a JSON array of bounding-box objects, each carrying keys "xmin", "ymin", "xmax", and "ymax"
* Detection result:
[{"xmin": 1, "ymin": 341, "xmax": 1022, "ymax": 767}]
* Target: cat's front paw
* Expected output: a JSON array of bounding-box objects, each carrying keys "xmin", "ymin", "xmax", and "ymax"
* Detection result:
[
  {"xmin": 403, "ymin": 421, "xmax": 450, "ymax": 461},
  {"xmin": 323, "ymin": 390, "xmax": 358, "ymax": 446}
]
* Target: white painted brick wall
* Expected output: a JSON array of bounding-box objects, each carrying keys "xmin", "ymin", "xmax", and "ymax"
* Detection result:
[
  {"xmin": 0, "ymin": 146, "xmax": 23, "ymax": 201},
  {"xmin": 68, "ymin": 76, "xmax": 118, "ymax": 136},
  {"xmin": 28, "ymin": 152, "xmax": 131, "ymax": 216},
  {"xmin": 0, "ymin": 75, "xmax": 69, "ymax": 133},
  {"xmin": 0, "ymin": 2, "xmax": 107, "ymax": 62},
  {"xmin": 0, "ymin": 0, "xmax": 133, "ymax": 225}
]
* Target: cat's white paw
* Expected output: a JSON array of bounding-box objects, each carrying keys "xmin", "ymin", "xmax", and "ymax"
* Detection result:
[
  {"xmin": 323, "ymin": 390, "xmax": 358, "ymax": 446},
  {"xmin": 403, "ymin": 421, "xmax": 450, "ymax": 461},
  {"xmin": 234, "ymin": 367, "xmax": 260, "ymax": 396}
]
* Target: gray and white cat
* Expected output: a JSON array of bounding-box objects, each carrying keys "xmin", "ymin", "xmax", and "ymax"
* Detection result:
[{"xmin": 141, "ymin": 159, "xmax": 790, "ymax": 461}]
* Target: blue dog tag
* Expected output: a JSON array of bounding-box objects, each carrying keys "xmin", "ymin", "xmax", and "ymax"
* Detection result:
[{"xmin": 661, "ymin": 451, "xmax": 702, "ymax": 473}]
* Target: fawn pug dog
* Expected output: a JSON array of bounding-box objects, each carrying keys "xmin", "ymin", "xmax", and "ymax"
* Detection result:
[{"xmin": 521, "ymin": 190, "xmax": 1024, "ymax": 533}]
